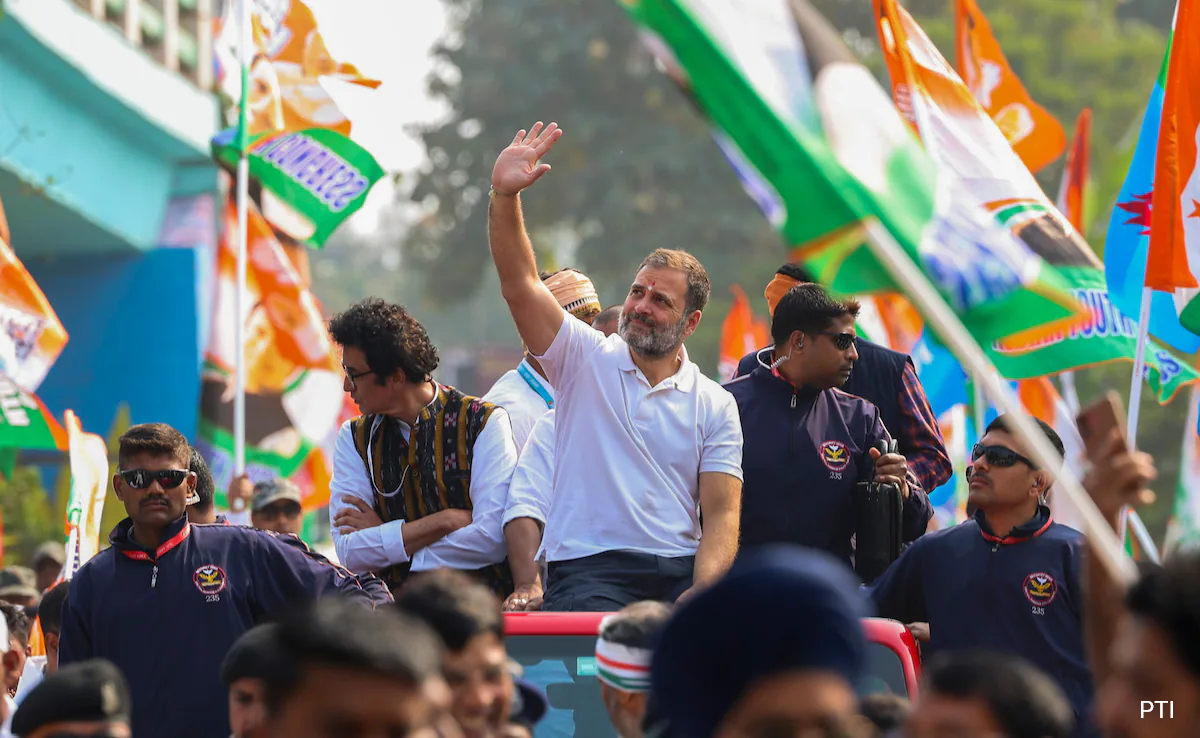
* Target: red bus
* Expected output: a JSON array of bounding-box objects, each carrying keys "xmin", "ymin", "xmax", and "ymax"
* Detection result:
[{"xmin": 505, "ymin": 613, "xmax": 920, "ymax": 737}]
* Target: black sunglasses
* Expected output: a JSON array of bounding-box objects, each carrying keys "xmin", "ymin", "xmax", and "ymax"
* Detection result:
[
  {"xmin": 343, "ymin": 366, "xmax": 375, "ymax": 390},
  {"xmin": 971, "ymin": 443, "xmax": 1037, "ymax": 469},
  {"xmin": 119, "ymin": 468, "xmax": 190, "ymax": 490},
  {"xmin": 813, "ymin": 331, "xmax": 858, "ymax": 351}
]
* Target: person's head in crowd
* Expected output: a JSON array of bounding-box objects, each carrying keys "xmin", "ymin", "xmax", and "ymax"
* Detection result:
[
  {"xmin": 769, "ymin": 283, "xmax": 861, "ymax": 390},
  {"xmin": 221, "ymin": 623, "xmax": 282, "ymax": 738},
  {"xmin": 764, "ymin": 263, "xmax": 815, "ymax": 316},
  {"xmin": 652, "ymin": 545, "xmax": 872, "ymax": 738},
  {"xmin": 2, "ymin": 602, "xmax": 31, "ymax": 695},
  {"xmin": 395, "ymin": 570, "xmax": 513, "ymax": 738},
  {"xmin": 37, "ymin": 580, "xmax": 69, "ymax": 676},
  {"xmin": 593, "ymin": 304, "xmax": 622, "ymax": 337},
  {"xmin": 619, "ymin": 249, "xmax": 710, "ymax": 360},
  {"xmin": 859, "ymin": 693, "xmax": 910, "ymax": 737},
  {"xmin": 186, "ymin": 447, "xmax": 218, "ymax": 525},
  {"xmin": 0, "ymin": 567, "xmax": 40, "ymax": 608},
  {"xmin": 260, "ymin": 599, "xmax": 444, "ymax": 738},
  {"xmin": 907, "ymin": 651, "xmax": 1073, "ymax": 738},
  {"xmin": 250, "ymin": 479, "xmax": 304, "ymax": 536},
  {"xmin": 542, "ymin": 268, "xmax": 602, "ymax": 325},
  {"xmin": 504, "ymin": 674, "xmax": 547, "ymax": 738},
  {"xmin": 114, "ymin": 424, "xmax": 198, "ymax": 547},
  {"xmin": 11, "ymin": 659, "xmax": 132, "ymax": 738},
  {"xmin": 595, "ymin": 601, "xmax": 671, "ymax": 738},
  {"xmin": 968, "ymin": 415, "xmax": 1062, "ymax": 530},
  {"xmin": 1095, "ymin": 551, "xmax": 1200, "ymax": 738},
  {"xmin": 31, "ymin": 542, "xmax": 64, "ymax": 594},
  {"xmin": 329, "ymin": 298, "xmax": 440, "ymax": 418}
]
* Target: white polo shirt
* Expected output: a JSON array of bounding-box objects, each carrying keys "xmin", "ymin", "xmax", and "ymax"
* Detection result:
[
  {"xmin": 504, "ymin": 409, "xmax": 556, "ymax": 529},
  {"xmin": 534, "ymin": 315, "xmax": 743, "ymax": 562},
  {"xmin": 482, "ymin": 358, "xmax": 555, "ymax": 451}
]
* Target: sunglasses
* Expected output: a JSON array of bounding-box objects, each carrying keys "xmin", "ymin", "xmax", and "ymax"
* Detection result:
[
  {"xmin": 971, "ymin": 443, "xmax": 1036, "ymax": 469},
  {"xmin": 119, "ymin": 468, "xmax": 191, "ymax": 490},
  {"xmin": 813, "ymin": 331, "xmax": 857, "ymax": 351}
]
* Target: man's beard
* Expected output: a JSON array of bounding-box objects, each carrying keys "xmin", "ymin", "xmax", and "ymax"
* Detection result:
[{"xmin": 619, "ymin": 310, "xmax": 687, "ymax": 358}]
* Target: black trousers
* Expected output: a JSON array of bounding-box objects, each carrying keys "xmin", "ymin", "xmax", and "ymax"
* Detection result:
[{"xmin": 541, "ymin": 550, "xmax": 695, "ymax": 612}]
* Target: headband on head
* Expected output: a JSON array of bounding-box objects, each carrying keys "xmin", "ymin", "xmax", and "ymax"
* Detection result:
[
  {"xmin": 764, "ymin": 273, "xmax": 801, "ymax": 316},
  {"xmin": 595, "ymin": 637, "xmax": 652, "ymax": 693},
  {"xmin": 545, "ymin": 270, "xmax": 601, "ymax": 320}
]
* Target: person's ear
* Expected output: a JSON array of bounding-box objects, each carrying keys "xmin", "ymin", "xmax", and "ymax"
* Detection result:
[{"xmin": 113, "ymin": 475, "xmax": 126, "ymax": 503}]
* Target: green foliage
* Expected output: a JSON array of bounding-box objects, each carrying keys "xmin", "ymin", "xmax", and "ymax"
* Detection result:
[{"xmin": 0, "ymin": 466, "xmax": 63, "ymax": 567}]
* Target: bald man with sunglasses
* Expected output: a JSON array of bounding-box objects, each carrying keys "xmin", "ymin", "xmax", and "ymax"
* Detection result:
[
  {"xmin": 869, "ymin": 414, "xmax": 1099, "ymax": 738},
  {"xmin": 59, "ymin": 423, "xmax": 392, "ymax": 738}
]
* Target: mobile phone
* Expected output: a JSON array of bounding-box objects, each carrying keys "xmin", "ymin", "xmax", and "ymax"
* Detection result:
[{"xmin": 1076, "ymin": 391, "xmax": 1127, "ymax": 463}]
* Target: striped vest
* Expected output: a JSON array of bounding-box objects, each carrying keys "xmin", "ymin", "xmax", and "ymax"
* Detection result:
[{"xmin": 349, "ymin": 384, "xmax": 513, "ymax": 596}]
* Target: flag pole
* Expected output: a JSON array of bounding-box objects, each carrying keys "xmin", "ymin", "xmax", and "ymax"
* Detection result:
[
  {"xmin": 1119, "ymin": 287, "xmax": 1157, "ymax": 558},
  {"xmin": 234, "ymin": 0, "xmax": 252, "ymax": 477},
  {"xmin": 860, "ymin": 219, "xmax": 1137, "ymax": 586}
]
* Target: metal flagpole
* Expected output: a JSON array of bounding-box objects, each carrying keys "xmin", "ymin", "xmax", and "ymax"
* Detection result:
[
  {"xmin": 234, "ymin": 0, "xmax": 252, "ymax": 477},
  {"xmin": 861, "ymin": 219, "xmax": 1138, "ymax": 586},
  {"xmin": 1119, "ymin": 287, "xmax": 1154, "ymax": 549}
]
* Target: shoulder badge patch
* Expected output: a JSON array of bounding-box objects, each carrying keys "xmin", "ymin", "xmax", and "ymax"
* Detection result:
[
  {"xmin": 819, "ymin": 440, "xmax": 851, "ymax": 472},
  {"xmin": 1023, "ymin": 571, "xmax": 1057, "ymax": 607},
  {"xmin": 193, "ymin": 565, "xmax": 228, "ymax": 596}
]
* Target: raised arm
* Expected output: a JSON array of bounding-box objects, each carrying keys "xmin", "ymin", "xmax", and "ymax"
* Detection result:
[{"xmin": 488, "ymin": 122, "xmax": 567, "ymax": 355}]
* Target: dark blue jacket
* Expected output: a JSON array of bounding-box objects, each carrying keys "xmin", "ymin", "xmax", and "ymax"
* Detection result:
[
  {"xmin": 868, "ymin": 507, "xmax": 1097, "ymax": 738},
  {"xmin": 736, "ymin": 339, "xmax": 909, "ymax": 442},
  {"xmin": 723, "ymin": 365, "xmax": 932, "ymax": 566},
  {"xmin": 59, "ymin": 516, "xmax": 392, "ymax": 738}
]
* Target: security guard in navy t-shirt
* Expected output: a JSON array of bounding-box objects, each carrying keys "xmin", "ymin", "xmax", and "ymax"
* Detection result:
[
  {"xmin": 59, "ymin": 423, "xmax": 392, "ymax": 738},
  {"xmin": 723, "ymin": 284, "xmax": 932, "ymax": 567},
  {"xmin": 869, "ymin": 414, "xmax": 1098, "ymax": 738}
]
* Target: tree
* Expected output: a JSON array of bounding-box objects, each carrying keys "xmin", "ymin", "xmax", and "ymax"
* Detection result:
[
  {"xmin": 402, "ymin": 0, "xmax": 785, "ymax": 371},
  {"xmin": 0, "ymin": 465, "xmax": 62, "ymax": 567}
]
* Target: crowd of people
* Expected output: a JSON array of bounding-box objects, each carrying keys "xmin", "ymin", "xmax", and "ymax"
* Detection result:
[{"xmin": 1, "ymin": 121, "xmax": 1196, "ymax": 737}]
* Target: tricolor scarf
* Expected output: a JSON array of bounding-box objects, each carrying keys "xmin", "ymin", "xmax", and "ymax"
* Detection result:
[{"xmin": 595, "ymin": 638, "xmax": 653, "ymax": 693}]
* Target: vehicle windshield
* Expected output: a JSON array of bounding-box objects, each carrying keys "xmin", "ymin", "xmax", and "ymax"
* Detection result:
[{"xmin": 508, "ymin": 635, "xmax": 909, "ymax": 737}]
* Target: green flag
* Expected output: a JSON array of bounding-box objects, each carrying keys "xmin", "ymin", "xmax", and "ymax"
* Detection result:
[
  {"xmin": 617, "ymin": 0, "xmax": 1088, "ymax": 351},
  {"xmin": 0, "ymin": 373, "xmax": 65, "ymax": 451},
  {"xmin": 212, "ymin": 127, "xmax": 384, "ymax": 248}
]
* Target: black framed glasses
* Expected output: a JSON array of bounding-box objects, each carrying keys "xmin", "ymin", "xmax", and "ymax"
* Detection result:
[
  {"xmin": 119, "ymin": 468, "xmax": 191, "ymax": 490},
  {"xmin": 813, "ymin": 331, "xmax": 858, "ymax": 351},
  {"xmin": 343, "ymin": 366, "xmax": 375, "ymax": 390},
  {"xmin": 971, "ymin": 443, "xmax": 1037, "ymax": 469}
]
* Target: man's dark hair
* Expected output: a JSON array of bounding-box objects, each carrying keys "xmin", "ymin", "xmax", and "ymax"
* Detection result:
[
  {"xmin": 328, "ymin": 298, "xmax": 439, "ymax": 385},
  {"xmin": 189, "ymin": 447, "xmax": 216, "ymax": 513},
  {"xmin": 599, "ymin": 600, "xmax": 671, "ymax": 650},
  {"xmin": 1, "ymin": 603, "xmax": 30, "ymax": 646},
  {"xmin": 638, "ymin": 249, "xmax": 711, "ymax": 314},
  {"xmin": 770, "ymin": 283, "xmax": 861, "ymax": 346},
  {"xmin": 37, "ymin": 580, "xmax": 69, "ymax": 637},
  {"xmin": 394, "ymin": 570, "xmax": 503, "ymax": 651},
  {"xmin": 263, "ymin": 599, "xmax": 441, "ymax": 714},
  {"xmin": 859, "ymin": 693, "xmax": 910, "ymax": 732},
  {"xmin": 924, "ymin": 651, "xmax": 1073, "ymax": 738},
  {"xmin": 118, "ymin": 423, "xmax": 191, "ymax": 469},
  {"xmin": 776, "ymin": 263, "xmax": 815, "ymax": 283},
  {"xmin": 221, "ymin": 624, "xmax": 282, "ymax": 685},
  {"xmin": 1126, "ymin": 551, "xmax": 1200, "ymax": 680},
  {"xmin": 985, "ymin": 414, "xmax": 1066, "ymax": 463},
  {"xmin": 594, "ymin": 305, "xmax": 622, "ymax": 331}
]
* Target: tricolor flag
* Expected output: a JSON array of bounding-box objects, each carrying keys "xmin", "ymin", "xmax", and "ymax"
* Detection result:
[
  {"xmin": 1146, "ymin": 0, "xmax": 1200, "ymax": 335},
  {"xmin": 1165, "ymin": 387, "xmax": 1200, "ymax": 554},
  {"xmin": 954, "ymin": 0, "xmax": 1066, "ymax": 174}
]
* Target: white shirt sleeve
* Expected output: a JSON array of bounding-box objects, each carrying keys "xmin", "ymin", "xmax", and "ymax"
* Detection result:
[
  {"xmin": 413, "ymin": 408, "xmax": 518, "ymax": 570},
  {"xmin": 504, "ymin": 410, "xmax": 555, "ymax": 526},
  {"xmin": 223, "ymin": 509, "xmax": 252, "ymax": 527},
  {"xmin": 700, "ymin": 390, "xmax": 745, "ymax": 480},
  {"xmin": 329, "ymin": 420, "xmax": 411, "ymax": 572},
  {"xmin": 531, "ymin": 311, "xmax": 605, "ymax": 391}
]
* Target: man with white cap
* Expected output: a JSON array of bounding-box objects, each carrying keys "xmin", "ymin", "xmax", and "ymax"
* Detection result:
[
  {"xmin": 483, "ymin": 268, "xmax": 602, "ymax": 452},
  {"xmin": 594, "ymin": 601, "xmax": 671, "ymax": 738}
]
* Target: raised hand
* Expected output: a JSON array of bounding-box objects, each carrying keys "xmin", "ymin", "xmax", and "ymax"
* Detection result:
[{"xmin": 491, "ymin": 122, "xmax": 563, "ymax": 196}]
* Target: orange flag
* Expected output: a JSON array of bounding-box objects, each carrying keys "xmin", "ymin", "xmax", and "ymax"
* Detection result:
[
  {"xmin": 719, "ymin": 285, "xmax": 769, "ymax": 381},
  {"xmin": 954, "ymin": 0, "xmax": 1066, "ymax": 174},
  {"xmin": 1055, "ymin": 108, "xmax": 1092, "ymax": 232},
  {"xmin": 1146, "ymin": 0, "xmax": 1200, "ymax": 294}
]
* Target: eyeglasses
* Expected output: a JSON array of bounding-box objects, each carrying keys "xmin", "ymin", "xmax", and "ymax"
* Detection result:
[
  {"xmin": 343, "ymin": 366, "xmax": 375, "ymax": 390},
  {"xmin": 813, "ymin": 331, "xmax": 858, "ymax": 351},
  {"xmin": 119, "ymin": 469, "xmax": 191, "ymax": 490},
  {"xmin": 255, "ymin": 501, "xmax": 302, "ymax": 520},
  {"xmin": 971, "ymin": 443, "xmax": 1037, "ymax": 469}
]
